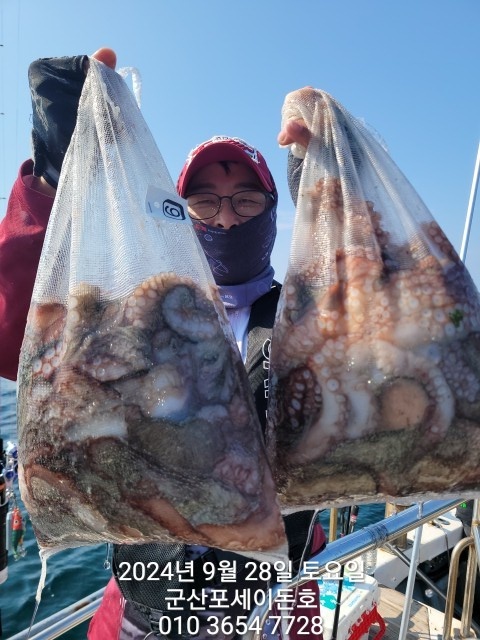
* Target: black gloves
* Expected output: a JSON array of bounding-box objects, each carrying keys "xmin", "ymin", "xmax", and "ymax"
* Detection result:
[
  {"xmin": 287, "ymin": 150, "xmax": 303, "ymax": 206},
  {"xmin": 29, "ymin": 55, "xmax": 88, "ymax": 187}
]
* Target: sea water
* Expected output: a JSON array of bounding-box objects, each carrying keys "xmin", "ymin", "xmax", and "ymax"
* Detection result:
[
  {"xmin": 0, "ymin": 378, "xmax": 109, "ymax": 638},
  {"xmin": 0, "ymin": 377, "xmax": 384, "ymax": 639}
]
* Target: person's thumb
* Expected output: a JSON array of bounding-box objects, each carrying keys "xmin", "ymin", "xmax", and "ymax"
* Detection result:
[{"xmin": 90, "ymin": 48, "xmax": 117, "ymax": 70}]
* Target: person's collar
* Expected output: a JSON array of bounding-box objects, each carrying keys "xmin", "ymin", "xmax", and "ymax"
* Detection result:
[{"xmin": 217, "ymin": 265, "xmax": 275, "ymax": 309}]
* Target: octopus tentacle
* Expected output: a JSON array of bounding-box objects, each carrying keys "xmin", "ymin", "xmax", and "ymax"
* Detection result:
[
  {"xmin": 372, "ymin": 340, "xmax": 455, "ymax": 441},
  {"xmin": 162, "ymin": 284, "xmax": 219, "ymax": 341}
]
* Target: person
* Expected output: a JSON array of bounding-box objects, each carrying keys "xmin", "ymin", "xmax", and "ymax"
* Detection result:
[{"xmin": 0, "ymin": 48, "xmax": 325, "ymax": 639}]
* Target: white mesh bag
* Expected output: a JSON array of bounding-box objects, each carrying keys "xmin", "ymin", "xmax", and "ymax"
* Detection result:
[
  {"xmin": 17, "ymin": 59, "xmax": 285, "ymax": 554},
  {"xmin": 268, "ymin": 87, "xmax": 480, "ymax": 508}
]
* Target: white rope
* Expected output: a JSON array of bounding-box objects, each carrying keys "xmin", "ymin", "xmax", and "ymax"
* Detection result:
[{"xmin": 117, "ymin": 66, "xmax": 142, "ymax": 109}]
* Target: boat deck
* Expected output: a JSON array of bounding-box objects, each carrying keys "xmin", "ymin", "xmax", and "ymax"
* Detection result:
[{"xmin": 376, "ymin": 588, "xmax": 473, "ymax": 640}]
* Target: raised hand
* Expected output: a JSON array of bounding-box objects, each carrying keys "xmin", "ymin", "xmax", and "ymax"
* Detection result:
[{"xmin": 29, "ymin": 48, "xmax": 117, "ymax": 189}]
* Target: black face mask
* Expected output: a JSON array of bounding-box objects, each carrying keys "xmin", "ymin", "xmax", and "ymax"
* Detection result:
[{"xmin": 192, "ymin": 204, "xmax": 277, "ymax": 286}]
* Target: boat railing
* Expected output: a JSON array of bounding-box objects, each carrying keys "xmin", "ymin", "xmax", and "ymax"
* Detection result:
[
  {"xmin": 7, "ymin": 588, "xmax": 106, "ymax": 640},
  {"xmin": 443, "ymin": 536, "xmax": 476, "ymax": 640},
  {"xmin": 443, "ymin": 506, "xmax": 480, "ymax": 640},
  {"xmin": 8, "ymin": 497, "xmax": 474, "ymax": 640},
  {"xmin": 243, "ymin": 498, "xmax": 468, "ymax": 640}
]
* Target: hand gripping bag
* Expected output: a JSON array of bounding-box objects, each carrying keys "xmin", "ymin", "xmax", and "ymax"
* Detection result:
[
  {"xmin": 16, "ymin": 59, "xmax": 285, "ymax": 555},
  {"xmin": 268, "ymin": 87, "xmax": 480, "ymax": 508}
]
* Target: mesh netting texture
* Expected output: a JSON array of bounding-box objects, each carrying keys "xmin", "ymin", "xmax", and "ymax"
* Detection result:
[
  {"xmin": 17, "ymin": 59, "xmax": 285, "ymax": 554},
  {"xmin": 268, "ymin": 87, "xmax": 480, "ymax": 508},
  {"xmin": 113, "ymin": 542, "xmax": 186, "ymax": 611}
]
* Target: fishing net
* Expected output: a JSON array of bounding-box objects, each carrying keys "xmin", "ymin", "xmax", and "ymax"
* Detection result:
[
  {"xmin": 268, "ymin": 87, "xmax": 480, "ymax": 508},
  {"xmin": 16, "ymin": 59, "xmax": 285, "ymax": 555}
]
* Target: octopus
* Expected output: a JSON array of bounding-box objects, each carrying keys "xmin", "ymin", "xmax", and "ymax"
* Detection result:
[
  {"xmin": 269, "ymin": 87, "xmax": 480, "ymax": 507},
  {"xmin": 17, "ymin": 273, "xmax": 286, "ymax": 553}
]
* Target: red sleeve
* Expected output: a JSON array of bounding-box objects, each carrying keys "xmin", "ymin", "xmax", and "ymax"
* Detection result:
[{"xmin": 0, "ymin": 160, "xmax": 54, "ymax": 381}]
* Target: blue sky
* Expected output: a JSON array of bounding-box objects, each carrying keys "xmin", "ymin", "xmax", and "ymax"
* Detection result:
[{"xmin": 1, "ymin": 0, "xmax": 479, "ymax": 284}]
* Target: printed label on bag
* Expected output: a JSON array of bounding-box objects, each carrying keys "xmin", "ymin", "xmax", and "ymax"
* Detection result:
[{"xmin": 146, "ymin": 186, "xmax": 190, "ymax": 223}]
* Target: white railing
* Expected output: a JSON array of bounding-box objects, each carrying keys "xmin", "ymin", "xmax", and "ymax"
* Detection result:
[{"xmin": 9, "ymin": 498, "xmax": 467, "ymax": 640}]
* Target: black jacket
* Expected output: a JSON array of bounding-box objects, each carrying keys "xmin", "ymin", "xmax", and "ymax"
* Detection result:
[{"xmin": 245, "ymin": 280, "xmax": 281, "ymax": 434}]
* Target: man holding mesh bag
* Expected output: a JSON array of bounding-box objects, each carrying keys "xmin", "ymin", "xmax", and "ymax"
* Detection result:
[{"xmin": 0, "ymin": 49, "xmax": 326, "ymax": 639}]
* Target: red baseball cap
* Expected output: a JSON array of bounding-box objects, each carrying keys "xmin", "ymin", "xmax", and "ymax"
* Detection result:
[{"xmin": 177, "ymin": 136, "xmax": 276, "ymax": 197}]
